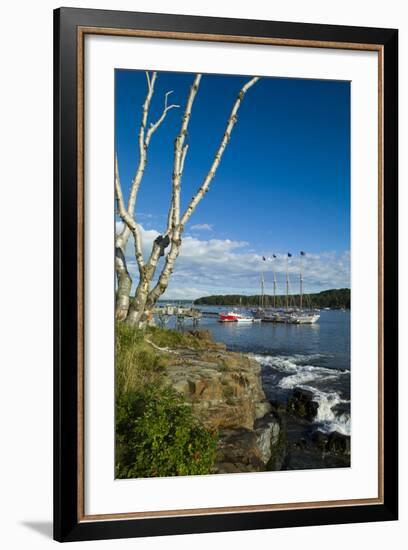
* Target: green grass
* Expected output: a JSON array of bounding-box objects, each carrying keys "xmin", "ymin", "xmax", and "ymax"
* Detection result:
[
  {"xmin": 145, "ymin": 326, "xmax": 214, "ymax": 350},
  {"xmin": 115, "ymin": 323, "xmax": 168, "ymax": 396},
  {"xmin": 115, "ymin": 322, "xmax": 218, "ymax": 478}
]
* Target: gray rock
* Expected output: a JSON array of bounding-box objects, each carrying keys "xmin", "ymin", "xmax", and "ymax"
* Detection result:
[
  {"xmin": 287, "ymin": 388, "xmax": 319, "ymax": 421},
  {"xmin": 327, "ymin": 431, "xmax": 350, "ymax": 455}
]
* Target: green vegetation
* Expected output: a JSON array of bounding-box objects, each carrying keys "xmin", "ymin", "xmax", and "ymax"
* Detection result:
[
  {"xmin": 115, "ymin": 324, "xmax": 168, "ymax": 396},
  {"xmin": 144, "ymin": 326, "xmax": 214, "ymax": 349},
  {"xmin": 194, "ymin": 288, "xmax": 351, "ymax": 309},
  {"xmin": 116, "ymin": 386, "xmax": 217, "ymax": 478},
  {"xmin": 115, "ymin": 323, "xmax": 218, "ymax": 478}
]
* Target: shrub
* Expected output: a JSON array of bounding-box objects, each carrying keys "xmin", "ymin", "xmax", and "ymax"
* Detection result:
[{"xmin": 115, "ymin": 385, "xmax": 218, "ymax": 478}]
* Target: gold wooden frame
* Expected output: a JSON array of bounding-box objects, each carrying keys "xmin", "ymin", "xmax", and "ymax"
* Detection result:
[{"xmin": 76, "ymin": 27, "xmax": 384, "ymax": 523}]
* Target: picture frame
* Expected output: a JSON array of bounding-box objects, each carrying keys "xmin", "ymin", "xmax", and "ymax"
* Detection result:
[{"xmin": 53, "ymin": 7, "xmax": 398, "ymax": 542}]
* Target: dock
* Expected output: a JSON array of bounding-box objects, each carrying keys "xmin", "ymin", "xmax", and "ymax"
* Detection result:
[{"xmin": 154, "ymin": 305, "xmax": 202, "ymax": 329}]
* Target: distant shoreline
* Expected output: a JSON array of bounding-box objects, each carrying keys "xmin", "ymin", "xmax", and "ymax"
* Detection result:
[{"xmin": 192, "ymin": 288, "xmax": 350, "ymax": 309}]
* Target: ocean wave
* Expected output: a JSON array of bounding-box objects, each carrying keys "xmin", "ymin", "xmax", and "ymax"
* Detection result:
[
  {"xmin": 252, "ymin": 353, "xmax": 350, "ymax": 436},
  {"xmin": 252, "ymin": 353, "xmax": 349, "ymax": 375},
  {"xmin": 253, "ymin": 352, "xmax": 325, "ymax": 366},
  {"xmin": 278, "ymin": 368, "xmax": 338, "ymax": 389},
  {"xmin": 301, "ymin": 385, "xmax": 351, "ymax": 436}
]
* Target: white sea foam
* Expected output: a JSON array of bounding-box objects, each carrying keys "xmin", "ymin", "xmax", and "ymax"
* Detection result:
[
  {"xmin": 278, "ymin": 368, "xmax": 337, "ymax": 389},
  {"xmin": 252, "ymin": 353, "xmax": 351, "ymax": 436},
  {"xmin": 252, "ymin": 353, "xmax": 328, "ymax": 370},
  {"xmin": 302, "ymin": 386, "xmax": 351, "ymax": 436}
]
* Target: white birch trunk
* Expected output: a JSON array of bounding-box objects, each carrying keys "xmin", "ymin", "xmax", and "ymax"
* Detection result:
[
  {"xmin": 115, "ymin": 73, "xmax": 179, "ymax": 320},
  {"xmin": 125, "ymin": 75, "xmax": 205, "ymax": 326},
  {"xmin": 115, "ymin": 247, "xmax": 132, "ymax": 321},
  {"xmin": 142, "ymin": 76, "xmax": 260, "ymax": 316}
]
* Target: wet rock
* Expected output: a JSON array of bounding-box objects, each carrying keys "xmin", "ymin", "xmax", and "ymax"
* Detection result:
[
  {"xmin": 332, "ymin": 402, "xmax": 350, "ymax": 417},
  {"xmin": 287, "ymin": 388, "xmax": 319, "ymax": 421},
  {"xmin": 254, "ymin": 413, "xmax": 281, "ymax": 463},
  {"xmin": 311, "ymin": 430, "xmax": 329, "ymax": 451},
  {"xmin": 214, "ymin": 428, "xmax": 265, "ymax": 473},
  {"xmin": 255, "ymin": 400, "xmax": 272, "ymax": 420},
  {"xmin": 213, "ymin": 413, "xmax": 282, "ymax": 474},
  {"xmin": 327, "ymin": 431, "xmax": 350, "ymax": 455},
  {"xmin": 269, "ymin": 399, "xmax": 287, "ymax": 414}
]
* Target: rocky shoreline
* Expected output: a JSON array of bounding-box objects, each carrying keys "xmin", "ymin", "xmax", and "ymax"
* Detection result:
[{"xmin": 163, "ymin": 330, "xmax": 350, "ymax": 473}]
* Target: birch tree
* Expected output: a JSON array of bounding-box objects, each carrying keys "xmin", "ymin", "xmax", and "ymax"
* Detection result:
[
  {"xmin": 115, "ymin": 72, "xmax": 259, "ymax": 327},
  {"xmin": 115, "ymin": 72, "xmax": 179, "ymax": 320}
]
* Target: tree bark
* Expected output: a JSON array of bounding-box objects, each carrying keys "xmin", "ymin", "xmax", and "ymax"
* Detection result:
[
  {"xmin": 115, "ymin": 247, "xmax": 132, "ymax": 321},
  {"xmin": 126, "ymin": 243, "xmax": 162, "ymax": 326}
]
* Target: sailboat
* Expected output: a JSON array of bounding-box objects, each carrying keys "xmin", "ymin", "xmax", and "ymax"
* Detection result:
[
  {"xmin": 276, "ymin": 252, "xmax": 320, "ymax": 324},
  {"xmin": 252, "ymin": 259, "xmax": 268, "ymax": 319},
  {"xmin": 257, "ymin": 255, "xmax": 279, "ymax": 322},
  {"xmin": 259, "ymin": 252, "xmax": 320, "ymax": 324}
]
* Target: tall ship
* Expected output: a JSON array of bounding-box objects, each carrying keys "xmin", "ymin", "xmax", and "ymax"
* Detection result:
[{"xmin": 256, "ymin": 252, "xmax": 320, "ymax": 324}]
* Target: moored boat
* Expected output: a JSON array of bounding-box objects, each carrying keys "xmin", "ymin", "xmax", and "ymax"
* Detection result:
[
  {"xmin": 219, "ymin": 310, "xmax": 255, "ymax": 323},
  {"xmin": 272, "ymin": 309, "xmax": 320, "ymax": 324},
  {"xmin": 258, "ymin": 252, "xmax": 320, "ymax": 325}
]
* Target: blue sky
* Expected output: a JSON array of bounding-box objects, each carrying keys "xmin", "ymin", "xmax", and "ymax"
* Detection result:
[{"xmin": 115, "ymin": 69, "xmax": 350, "ymax": 299}]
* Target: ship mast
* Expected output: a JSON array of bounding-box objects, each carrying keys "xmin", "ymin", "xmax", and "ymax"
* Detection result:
[
  {"xmin": 260, "ymin": 271, "xmax": 265, "ymax": 308},
  {"xmin": 272, "ymin": 254, "xmax": 277, "ymax": 308},
  {"xmin": 273, "ymin": 274, "xmax": 277, "ymax": 309},
  {"xmin": 286, "ymin": 253, "xmax": 290, "ymax": 310},
  {"xmin": 299, "ymin": 251, "xmax": 305, "ymax": 310},
  {"xmin": 260, "ymin": 256, "xmax": 267, "ymax": 309}
]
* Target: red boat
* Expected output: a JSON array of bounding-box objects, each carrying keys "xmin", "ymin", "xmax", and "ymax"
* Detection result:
[{"xmin": 219, "ymin": 311, "xmax": 254, "ymax": 323}]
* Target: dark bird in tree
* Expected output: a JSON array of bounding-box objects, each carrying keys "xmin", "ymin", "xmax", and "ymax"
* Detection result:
[{"xmin": 154, "ymin": 234, "xmax": 170, "ymax": 256}]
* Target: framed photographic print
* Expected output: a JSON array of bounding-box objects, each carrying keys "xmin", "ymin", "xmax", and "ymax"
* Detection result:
[{"xmin": 54, "ymin": 7, "xmax": 398, "ymax": 542}]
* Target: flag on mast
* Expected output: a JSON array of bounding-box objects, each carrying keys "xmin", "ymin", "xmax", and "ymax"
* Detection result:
[
  {"xmin": 300, "ymin": 251, "xmax": 306, "ymax": 256},
  {"xmin": 288, "ymin": 253, "xmax": 292, "ymax": 257}
]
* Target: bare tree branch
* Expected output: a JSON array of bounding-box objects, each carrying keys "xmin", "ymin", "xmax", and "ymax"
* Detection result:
[
  {"xmin": 115, "ymin": 156, "xmax": 145, "ymax": 270},
  {"xmin": 181, "ymin": 76, "xmax": 259, "ymax": 226},
  {"xmin": 126, "ymin": 75, "xmax": 202, "ymax": 326},
  {"xmin": 180, "ymin": 143, "xmax": 189, "ymax": 177},
  {"xmin": 145, "ymin": 70, "xmax": 151, "ymax": 89},
  {"xmin": 129, "ymin": 71, "xmax": 157, "ymax": 211},
  {"xmin": 169, "ymin": 74, "xmax": 202, "ymax": 234},
  {"xmin": 116, "ymin": 73, "xmax": 179, "ymax": 253},
  {"xmin": 124, "ymin": 74, "xmax": 260, "ymax": 326},
  {"xmin": 165, "ymin": 143, "xmax": 188, "ymax": 233},
  {"xmin": 147, "ymin": 76, "xmax": 260, "ymax": 309},
  {"xmin": 145, "ymin": 91, "xmax": 179, "ymax": 145},
  {"xmin": 139, "ymin": 76, "xmax": 201, "ymax": 286},
  {"xmin": 116, "ymin": 72, "xmax": 157, "ymax": 250}
]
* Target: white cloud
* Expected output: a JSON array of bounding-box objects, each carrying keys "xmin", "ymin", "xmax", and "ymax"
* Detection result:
[
  {"xmin": 116, "ymin": 222, "xmax": 350, "ymax": 299},
  {"xmin": 190, "ymin": 223, "xmax": 213, "ymax": 231}
]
